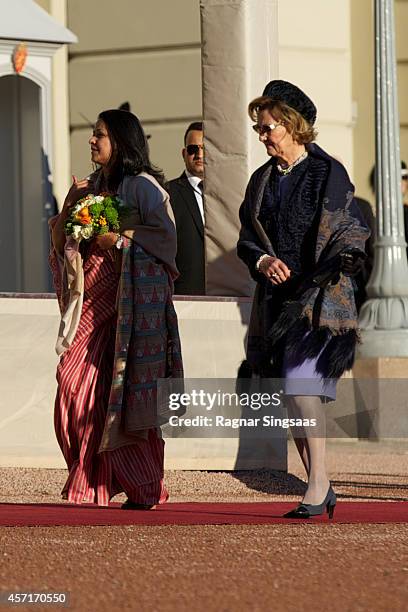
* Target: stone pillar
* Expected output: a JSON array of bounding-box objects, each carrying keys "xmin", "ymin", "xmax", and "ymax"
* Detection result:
[
  {"xmin": 358, "ymin": 0, "xmax": 408, "ymax": 357},
  {"xmin": 50, "ymin": 0, "xmax": 72, "ymax": 209},
  {"xmin": 198, "ymin": 0, "xmax": 285, "ymax": 471},
  {"xmin": 200, "ymin": 0, "xmax": 279, "ymax": 297}
]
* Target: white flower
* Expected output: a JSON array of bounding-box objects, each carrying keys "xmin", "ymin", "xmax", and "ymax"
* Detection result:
[
  {"xmin": 74, "ymin": 194, "xmax": 95, "ymax": 212},
  {"xmin": 71, "ymin": 225, "xmax": 83, "ymax": 241},
  {"xmin": 72, "ymin": 202, "xmax": 86, "ymax": 214},
  {"xmin": 80, "ymin": 225, "xmax": 94, "ymax": 240},
  {"xmin": 94, "ymin": 195, "xmax": 104, "ymax": 203}
]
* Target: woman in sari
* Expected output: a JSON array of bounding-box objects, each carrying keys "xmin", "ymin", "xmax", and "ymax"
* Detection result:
[
  {"xmin": 238, "ymin": 81, "xmax": 369, "ymax": 518},
  {"xmin": 50, "ymin": 109, "xmax": 183, "ymax": 508}
]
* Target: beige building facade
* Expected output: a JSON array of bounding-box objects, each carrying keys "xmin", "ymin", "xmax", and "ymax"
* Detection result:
[
  {"xmin": 35, "ymin": 0, "xmax": 407, "ymax": 212},
  {"xmin": 352, "ymin": 0, "xmax": 408, "ymax": 204},
  {"xmin": 3, "ymin": 0, "xmax": 407, "ymax": 293}
]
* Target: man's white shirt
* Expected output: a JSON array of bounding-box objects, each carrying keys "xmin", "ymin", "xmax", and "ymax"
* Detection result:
[{"xmin": 185, "ymin": 170, "xmax": 205, "ymax": 223}]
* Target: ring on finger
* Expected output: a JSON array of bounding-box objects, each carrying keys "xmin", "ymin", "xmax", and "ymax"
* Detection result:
[{"xmin": 271, "ymin": 272, "xmax": 279, "ymax": 279}]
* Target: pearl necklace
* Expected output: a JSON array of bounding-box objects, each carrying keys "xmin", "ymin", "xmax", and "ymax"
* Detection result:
[{"xmin": 277, "ymin": 151, "xmax": 308, "ymax": 175}]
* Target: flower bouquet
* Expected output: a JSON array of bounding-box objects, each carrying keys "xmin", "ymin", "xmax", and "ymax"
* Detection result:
[{"xmin": 64, "ymin": 193, "xmax": 130, "ymax": 242}]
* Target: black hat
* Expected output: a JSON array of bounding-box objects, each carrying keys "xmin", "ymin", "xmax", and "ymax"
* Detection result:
[{"xmin": 262, "ymin": 80, "xmax": 317, "ymax": 125}]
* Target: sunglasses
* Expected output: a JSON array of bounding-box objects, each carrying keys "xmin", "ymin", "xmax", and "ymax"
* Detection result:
[
  {"xmin": 186, "ymin": 144, "xmax": 204, "ymax": 156},
  {"xmin": 252, "ymin": 122, "xmax": 282, "ymax": 135}
]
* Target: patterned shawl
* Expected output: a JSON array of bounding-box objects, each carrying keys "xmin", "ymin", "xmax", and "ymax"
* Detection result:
[
  {"xmin": 237, "ymin": 144, "xmax": 370, "ymax": 378},
  {"xmin": 99, "ymin": 240, "xmax": 183, "ymax": 451},
  {"xmin": 98, "ymin": 173, "xmax": 183, "ymax": 451}
]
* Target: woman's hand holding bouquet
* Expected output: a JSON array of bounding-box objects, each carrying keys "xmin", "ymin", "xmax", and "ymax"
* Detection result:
[
  {"xmin": 64, "ymin": 190, "xmax": 130, "ymax": 249},
  {"xmin": 51, "ymin": 176, "xmax": 94, "ymax": 255}
]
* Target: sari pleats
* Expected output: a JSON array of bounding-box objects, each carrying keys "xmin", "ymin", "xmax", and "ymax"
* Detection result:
[{"xmin": 52, "ymin": 245, "xmax": 168, "ymax": 506}]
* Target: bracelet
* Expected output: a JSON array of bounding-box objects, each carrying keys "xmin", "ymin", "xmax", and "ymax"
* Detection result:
[
  {"xmin": 115, "ymin": 234, "xmax": 124, "ymax": 249},
  {"xmin": 255, "ymin": 254, "xmax": 270, "ymax": 271}
]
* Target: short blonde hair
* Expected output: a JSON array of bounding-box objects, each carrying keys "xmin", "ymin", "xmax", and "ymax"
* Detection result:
[{"xmin": 248, "ymin": 97, "xmax": 317, "ymax": 145}]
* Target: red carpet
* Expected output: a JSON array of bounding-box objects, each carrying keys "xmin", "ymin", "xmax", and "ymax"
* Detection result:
[{"xmin": 0, "ymin": 502, "xmax": 407, "ymax": 527}]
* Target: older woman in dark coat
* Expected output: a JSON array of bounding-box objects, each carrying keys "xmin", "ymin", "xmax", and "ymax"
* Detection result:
[{"xmin": 237, "ymin": 81, "xmax": 369, "ymax": 518}]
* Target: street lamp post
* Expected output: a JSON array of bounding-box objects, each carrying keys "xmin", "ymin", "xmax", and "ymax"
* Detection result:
[{"xmin": 358, "ymin": 0, "xmax": 408, "ymax": 357}]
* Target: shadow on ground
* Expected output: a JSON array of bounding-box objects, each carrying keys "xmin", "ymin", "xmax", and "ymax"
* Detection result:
[
  {"xmin": 231, "ymin": 470, "xmax": 408, "ymax": 501},
  {"xmin": 230, "ymin": 470, "xmax": 306, "ymax": 495}
]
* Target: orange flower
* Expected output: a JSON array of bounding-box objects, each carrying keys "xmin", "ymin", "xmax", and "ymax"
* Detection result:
[
  {"xmin": 75, "ymin": 207, "xmax": 91, "ymax": 225},
  {"xmin": 99, "ymin": 216, "xmax": 107, "ymax": 226},
  {"xmin": 76, "ymin": 206, "xmax": 89, "ymax": 218}
]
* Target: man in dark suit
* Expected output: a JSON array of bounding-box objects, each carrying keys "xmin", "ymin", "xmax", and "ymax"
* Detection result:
[{"xmin": 167, "ymin": 122, "xmax": 205, "ymax": 295}]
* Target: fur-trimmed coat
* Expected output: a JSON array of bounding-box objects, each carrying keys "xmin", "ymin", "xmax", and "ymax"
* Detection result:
[{"xmin": 237, "ymin": 143, "xmax": 370, "ymax": 378}]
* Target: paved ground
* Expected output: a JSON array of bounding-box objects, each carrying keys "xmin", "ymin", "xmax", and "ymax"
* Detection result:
[
  {"xmin": 1, "ymin": 440, "xmax": 407, "ymax": 611},
  {"xmin": 1, "ymin": 440, "xmax": 407, "ymax": 505}
]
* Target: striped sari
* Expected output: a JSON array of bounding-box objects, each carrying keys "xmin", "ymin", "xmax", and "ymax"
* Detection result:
[{"xmin": 50, "ymin": 241, "xmax": 168, "ymax": 506}]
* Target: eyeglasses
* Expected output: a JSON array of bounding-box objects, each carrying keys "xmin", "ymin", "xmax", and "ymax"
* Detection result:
[
  {"xmin": 186, "ymin": 144, "xmax": 204, "ymax": 156},
  {"xmin": 252, "ymin": 123, "xmax": 282, "ymax": 135}
]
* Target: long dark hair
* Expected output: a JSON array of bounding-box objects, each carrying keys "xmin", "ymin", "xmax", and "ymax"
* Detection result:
[{"xmin": 98, "ymin": 109, "xmax": 165, "ymax": 190}]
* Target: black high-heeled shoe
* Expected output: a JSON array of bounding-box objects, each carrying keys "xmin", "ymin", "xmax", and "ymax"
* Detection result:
[{"xmin": 283, "ymin": 485, "xmax": 337, "ymax": 519}]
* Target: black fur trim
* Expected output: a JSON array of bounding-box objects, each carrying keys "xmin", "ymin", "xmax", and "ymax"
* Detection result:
[
  {"xmin": 285, "ymin": 322, "xmax": 333, "ymax": 363},
  {"xmin": 282, "ymin": 317, "xmax": 310, "ymax": 356},
  {"xmin": 267, "ymin": 301, "xmax": 304, "ymax": 345},
  {"xmin": 315, "ymin": 329, "xmax": 358, "ymax": 378}
]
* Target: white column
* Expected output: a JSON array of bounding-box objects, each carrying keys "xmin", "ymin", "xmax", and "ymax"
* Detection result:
[
  {"xmin": 50, "ymin": 0, "xmax": 72, "ymax": 209},
  {"xmin": 358, "ymin": 0, "xmax": 408, "ymax": 357},
  {"xmin": 200, "ymin": 0, "xmax": 279, "ymax": 296}
]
